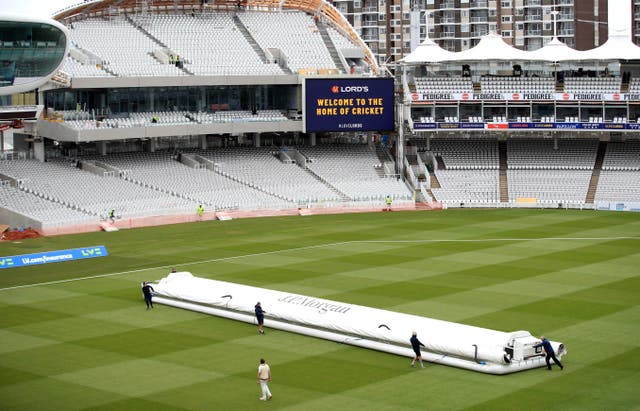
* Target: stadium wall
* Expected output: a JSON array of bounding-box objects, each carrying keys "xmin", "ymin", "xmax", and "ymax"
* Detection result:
[{"xmin": 0, "ymin": 208, "xmax": 42, "ymax": 231}]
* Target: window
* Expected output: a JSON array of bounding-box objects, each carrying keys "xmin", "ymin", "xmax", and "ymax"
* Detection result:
[
  {"xmin": 502, "ymin": 15, "xmax": 512, "ymax": 23},
  {"xmin": 502, "ymin": 30, "xmax": 512, "ymax": 37},
  {"xmin": 501, "ymin": 1, "xmax": 512, "ymax": 8},
  {"xmin": 516, "ymin": 23, "xmax": 524, "ymax": 30},
  {"xmin": 461, "ymin": 24, "xmax": 469, "ymax": 32}
]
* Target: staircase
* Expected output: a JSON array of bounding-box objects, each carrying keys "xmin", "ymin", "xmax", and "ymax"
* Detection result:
[
  {"xmin": 498, "ymin": 140, "xmax": 509, "ymax": 202},
  {"xmin": 435, "ymin": 155, "xmax": 446, "ymax": 170},
  {"xmin": 429, "ymin": 171, "xmax": 441, "ymax": 189},
  {"xmin": 232, "ymin": 15, "xmax": 293, "ymax": 73},
  {"xmin": 126, "ymin": 15, "xmax": 193, "ymax": 75},
  {"xmin": 315, "ymin": 22, "xmax": 347, "ymax": 73},
  {"xmin": 585, "ymin": 141, "xmax": 607, "ymax": 204},
  {"xmin": 302, "ymin": 165, "xmax": 350, "ymax": 201}
]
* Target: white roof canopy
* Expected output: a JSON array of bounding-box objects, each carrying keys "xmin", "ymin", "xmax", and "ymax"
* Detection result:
[
  {"xmin": 401, "ymin": 37, "xmax": 458, "ymax": 64},
  {"xmin": 526, "ymin": 37, "xmax": 585, "ymax": 62},
  {"xmin": 578, "ymin": 34, "xmax": 640, "ymax": 61},
  {"xmin": 402, "ymin": 32, "xmax": 640, "ymax": 65}
]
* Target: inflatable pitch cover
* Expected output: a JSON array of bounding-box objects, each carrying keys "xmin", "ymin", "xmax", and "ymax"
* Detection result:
[{"xmin": 150, "ymin": 272, "xmax": 566, "ymax": 374}]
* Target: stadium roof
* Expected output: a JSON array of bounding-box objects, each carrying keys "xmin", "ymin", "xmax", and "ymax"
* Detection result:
[
  {"xmin": 578, "ymin": 34, "xmax": 640, "ymax": 61},
  {"xmin": 402, "ymin": 32, "xmax": 640, "ymax": 64},
  {"xmin": 401, "ymin": 37, "xmax": 457, "ymax": 64}
]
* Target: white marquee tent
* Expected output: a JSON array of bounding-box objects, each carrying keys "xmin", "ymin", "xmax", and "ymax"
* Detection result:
[{"xmin": 402, "ymin": 32, "xmax": 640, "ymax": 64}]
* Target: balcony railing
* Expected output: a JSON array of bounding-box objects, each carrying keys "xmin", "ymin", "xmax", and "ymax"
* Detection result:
[
  {"xmin": 470, "ymin": 1, "xmax": 489, "ymax": 8},
  {"xmin": 438, "ymin": 32, "xmax": 457, "ymax": 38}
]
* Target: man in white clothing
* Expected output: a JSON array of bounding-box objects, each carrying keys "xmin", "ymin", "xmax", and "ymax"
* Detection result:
[{"xmin": 257, "ymin": 358, "xmax": 272, "ymax": 401}]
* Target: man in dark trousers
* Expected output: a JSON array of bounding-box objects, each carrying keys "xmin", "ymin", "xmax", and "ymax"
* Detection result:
[
  {"xmin": 535, "ymin": 335, "xmax": 563, "ymax": 370},
  {"xmin": 255, "ymin": 302, "xmax": 266, "ymax": 334},
  {"xmin": 410, "ymin": 331, "xmax": 426, "ymax": 368},
  {"xmin": 142, "ymin": 282, "xmax": 154, "ymax": 309}
]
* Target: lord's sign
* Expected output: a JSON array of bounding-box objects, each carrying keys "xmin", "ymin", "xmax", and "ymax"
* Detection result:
[{"xmin": 304, "ymin": 78, "xmax": 394, "ymax": 132}]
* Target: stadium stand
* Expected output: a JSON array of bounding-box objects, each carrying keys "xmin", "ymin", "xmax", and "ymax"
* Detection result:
[
  {"xmin": 68, "ymin": 18, "xmax": 186, "ymax": 77},
  {"xmin": 414, "ymin": 77, "xmax": 473, "ymax": 94},
  {"xmin": 80, "ymin": 151, "xmax": 293, "ymax": 211},
  {"xmin": 186, "ymin": 147, "xmax": 341, "ymax": 204},
  {"xmin": 480, "ymin": 76, "xmax": 555, "ymax": 93},
  {"xmin": 0, "ymin": 159, "xmax": 197, "ymax": 220},
  {"xmin": 300, "ymin": 145, "xmax": 413, "ymax": 203},
  {"xmin": 563, "ymin": 77, "xmax": 622, "ymax": 94},
  {"xmin": 129, "ymin": 13, "xmax": 283, "ymax": 76},
  {"xmin": 595, "ymin": 141, "xmax": 640, "ymax": 203},
  {"xmin": 506, "ymin": 139, "xmax": 598, "ymax": 204},
  {"xmin": 238, "ymin": 11, "xmax": 337, "ymax": 73},
  {"xmin": 0, "ymin": 184, "xmax": 94, "ymax": 227}
]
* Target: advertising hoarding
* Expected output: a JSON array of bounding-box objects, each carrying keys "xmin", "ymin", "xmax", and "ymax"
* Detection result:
[{"xmin": 304, "ymin": 78, "xmax": 394, "ymax": 132}]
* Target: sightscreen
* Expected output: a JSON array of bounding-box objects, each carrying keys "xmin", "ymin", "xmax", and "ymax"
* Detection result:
[{"xmin": 304, "ymin": 77, "xmax": 395, "ymax": 132}]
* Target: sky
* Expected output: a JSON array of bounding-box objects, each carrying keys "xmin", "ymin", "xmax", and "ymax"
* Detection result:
[{"xmin": 0, "ymin": 0, "xmax": 81, "ymax": 18}]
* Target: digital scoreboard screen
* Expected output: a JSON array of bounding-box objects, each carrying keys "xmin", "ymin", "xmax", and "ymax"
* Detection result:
[{"xmin": 304, "ymin": 78, "xmax": 395, "ymax": 132}]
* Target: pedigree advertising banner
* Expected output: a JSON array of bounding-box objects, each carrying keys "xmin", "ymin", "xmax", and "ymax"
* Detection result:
[
  {"xmin": 304, "ymin": 78, "xmax": 394, "ymax": 132},
  {"xmin": 411, "ymin": 92, "xmax": 637, "ymax": 102}
]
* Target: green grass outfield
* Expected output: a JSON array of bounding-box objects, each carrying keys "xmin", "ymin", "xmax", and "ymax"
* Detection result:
[{"xmin": 1, "ymin": 209, "xmax": 639, "ymax": 411}]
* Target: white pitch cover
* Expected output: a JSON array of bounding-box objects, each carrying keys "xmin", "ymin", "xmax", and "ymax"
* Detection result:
[{"xmin": 151, "ymin": 272, "xmax": 565, "ymax": 374}]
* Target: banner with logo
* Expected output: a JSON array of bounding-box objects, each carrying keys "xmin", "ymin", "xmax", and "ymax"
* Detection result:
[
  {"xmin": 411, "ymin": 91, "xmax": 633, "ymax": 102},
  {"xmin": 0, "ymin": 245, "xmax": 108, "ymax": 269},
  {"xmin": 304, "ymin": 78, "xmax": 394, "ymax": 132},
  {"xmin": 412, "ymin": 122, "xmax": 638, "ymax": 131}
]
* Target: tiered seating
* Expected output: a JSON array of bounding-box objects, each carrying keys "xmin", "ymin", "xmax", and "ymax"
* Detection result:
[
  {"xmin": 84, "ymin": 152, "xmax": 293, "ymax": 211},
  {"xmin": 419, "ymin": 138, "xmax": 499, "ymax": 205},
  {"xmin": 507, "ymin": 138, "xmax": 598, "ymax": 169},
  {"xmin": 131, "ymin": 111, "xmax": 192, "ymax": 125},
  {"xmin": 481, "ymin": 76, "xmax": 555, "ymax": 93},
  {"xmin": 507, "ymin": 169, "xmax": 593, "ymax": 203},
  {"xmin": 0, "ymin": 184, "xmax": 94, "ymax": 227},
  {"xmin": 69, "ymin": 18, "xmax": 185, "ymax": 77},
  {"xmin": 239, "ymin": 11, "xmax": 336, "ymax": 72},
  {"xmin": 563, "ymin": 77, "xmax": 621, "ymax": 93},
  {"xmin": 595, "ymin": 141, "xmax": 640, "ymax": 202},
  {"xmin": 0, "ymin": 159, "xmax": 196, "ymax": 219},
  {"xmin": 131, "ymin": 13, "xmax": 283, "ymax": 76},
  {"xmin": 506, "ymin": 139, "xmax": 598, "ymax": 203},
  {"xmin": 594, "ymin": 171, "xmax": 640, "ymax": 202},
  {"xmin": 431, "ymin": 170, "xmax": 500, "ymax": 205},
  {"xmin": 628, "ymin": 78, "xmax": 640, "ymax": 93},
  {"xmin": 601, "ymin": 141, "xmax": 640, "ymax": 171},
  {"xmin": 61, "ymin": 110, "xmax": 290, "ymax": 129},
  {"xmin": 60, "ymin": 56, "xmax": 111, "ymax": 77},
  {"xmin": 429, "ymin": 138, "xmax": 499, "ymax": 170},
  {"xmin": 300, "ymin": 145, "xmax": 412, "ymax": 202},
  {"xmin": 190, "ymin": 147, "xmax": 340, "ymax": 204},
  {"xmin": 414, "ymin": 77, "xmax": 473, "ymax": 94},
  {"xmin": 328, "ymin": 27, "xmax": 359, "ymax": 54},
  {"xmin": 191, "ymin": 110, "xmax": 288, "ymax": 124}
]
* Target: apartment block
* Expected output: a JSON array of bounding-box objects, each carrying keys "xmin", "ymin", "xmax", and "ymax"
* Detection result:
[{"xmin": 330, "ymin": 0, "xmax": 618, "ymax": 65}]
